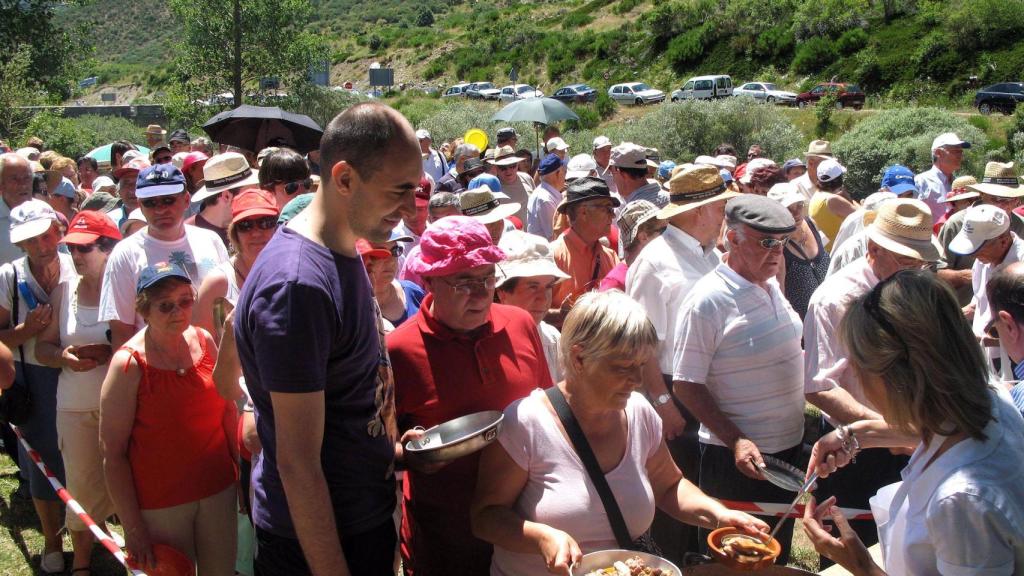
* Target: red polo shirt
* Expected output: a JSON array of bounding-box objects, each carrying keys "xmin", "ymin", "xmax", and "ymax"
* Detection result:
[{"xmin": 389, "ymin": 295, "xmax": 553, "ymax": 576}]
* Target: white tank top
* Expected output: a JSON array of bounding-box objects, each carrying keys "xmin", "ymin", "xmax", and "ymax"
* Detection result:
[{"xmin": 57, "ymin": 276, "xmax": 111, "ymax": 412}]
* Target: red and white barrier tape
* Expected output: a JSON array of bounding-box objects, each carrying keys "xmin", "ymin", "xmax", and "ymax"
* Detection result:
[
  {"xmin": 9, "ymin": 423, "xmax": 149, "ymax": 576},
  {"xmin": 720, "ymin": 499, "xmax": 874, "ymax": 521}
]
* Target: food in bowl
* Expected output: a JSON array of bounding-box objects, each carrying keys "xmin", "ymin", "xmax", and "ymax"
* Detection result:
[
  {"xmin": 583, "ymin": 555, "xmax": 674, "ymax": 576},
  {"xmin": 720, "ymin": 533, "xmax": 775, "ymax": 564}
]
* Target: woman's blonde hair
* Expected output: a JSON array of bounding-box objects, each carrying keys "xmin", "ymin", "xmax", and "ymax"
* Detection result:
[
  {"xmin": 560, "ymin": 290, "xmax": 657, "ymax": 378},
  {"xmin": 841, "ymin": 270, "xmax": 992, "ymax": 441}
]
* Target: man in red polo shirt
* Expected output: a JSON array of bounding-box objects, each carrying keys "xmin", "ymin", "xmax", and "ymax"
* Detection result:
[{"xmin": 389, "ymin": 215, "xmax": 553, "ymax": 576}]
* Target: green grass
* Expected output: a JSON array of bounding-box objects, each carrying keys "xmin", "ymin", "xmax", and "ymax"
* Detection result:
[{"xmin": 0, "ymin": 454, "xmax": 126, "ymax": 575}]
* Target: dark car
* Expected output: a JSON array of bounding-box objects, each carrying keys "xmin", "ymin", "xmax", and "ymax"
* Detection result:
[
  {"xmin": 552, "ymin": 84, "xmax": 598, "ymax": 103},
  {"xmin": 974, "ymin": 82, "xmax": 1024, "ymax": 115},
  {"xmin": 795, "ymin": 82, "xmax": 866, "ymax": 110}
]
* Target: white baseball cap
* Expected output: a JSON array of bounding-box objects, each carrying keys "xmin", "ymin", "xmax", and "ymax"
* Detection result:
[
  {"xmin": 546, "ymin": 137, "xmax": 569, "ymax": 152},
  {"xmin": 415, "ymin": 129, "xmax": 431, "ymax": 140},
  {"xmin": 949, "ymin": 204, "xmax": 1010, "ymax": 255},
  {"xmin": 767, "ymin": 182, "xmax": 804, "ymax": 207},
  {"xmin": 817, "ymin": 157, "xmax": 847, "ymax": 184},
  {"xmin": 931, "ymin": 132, "xmax": 971, "ymax": 154},
  {"xmin": 10, "ymin": 199, "xmax": 59, "ymax": 244},
  {"xmin": 592, "ymin": 135, "xmax": 612, "ymax": 150},
  {"xmin": 566, "ymin": 154, "xmax": 598, "ymax": 180}
]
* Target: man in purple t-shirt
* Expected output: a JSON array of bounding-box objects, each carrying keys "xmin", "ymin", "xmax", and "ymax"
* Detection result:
[{"xmin": 235, "ymin": 102, "xmax": 423, "ymax": 576}]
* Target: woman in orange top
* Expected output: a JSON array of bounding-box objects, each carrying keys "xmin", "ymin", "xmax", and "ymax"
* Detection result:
[{"xmin": 100, "ymin": 261, "xmax": 237, "ymax": 575}]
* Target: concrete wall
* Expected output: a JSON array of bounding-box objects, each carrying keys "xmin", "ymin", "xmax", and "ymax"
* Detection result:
[{"xmin": 19, "ymin": 105, "xmax": 167, "ymax": 126}]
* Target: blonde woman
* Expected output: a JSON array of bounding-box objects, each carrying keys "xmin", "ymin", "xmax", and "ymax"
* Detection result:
[
  {"xmin": 803, "ymin": 270, "xmax": 1024, "ymax": 576},
  {"xmin": 471, "ymin": 291, "xmax": 767, "ymax": 575}
]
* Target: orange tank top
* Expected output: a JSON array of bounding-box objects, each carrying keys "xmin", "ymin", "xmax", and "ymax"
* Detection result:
[{"xmin": 122, "ymin": 329, "xmax": 236, "ymax": 510}]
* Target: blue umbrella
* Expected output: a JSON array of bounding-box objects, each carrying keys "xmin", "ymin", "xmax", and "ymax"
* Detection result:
[{"xmin": 86, "ymin": 143, "xmax": 151, "ymax": 165}]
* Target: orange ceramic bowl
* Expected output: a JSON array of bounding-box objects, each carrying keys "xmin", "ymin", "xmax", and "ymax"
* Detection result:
[
  {"xmin": 708, "ymin": 527, "xmax": 781, "ymax": 571},
  {"xmin": 127, "ymin": 543, "xmax": 195, "ymax": 576}
]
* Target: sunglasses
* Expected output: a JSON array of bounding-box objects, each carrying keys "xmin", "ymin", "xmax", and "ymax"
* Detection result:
[
  {"xmin": 756, "ymin": 236, "xmax": 790, "ymax": 250},
  {"xmin": 140, "ymin": 196, "xmax": 179, "ymax": 209},
  {"xmin": 279, "ymin": 178, "xmax": 313, "ymax": 195},
  {"xmin": 156, "ymin": 296, "xmax": 195, "ymax": 315},
  {"xmin": 66, "ymin": 243, "xmax": 97, "ymax": 254},
  {"xmin": 236, "ymin": 216, "xmax": 277, "ymax": 232}
]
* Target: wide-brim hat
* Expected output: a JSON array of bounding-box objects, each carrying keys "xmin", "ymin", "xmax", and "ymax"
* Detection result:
[
  {"xmin": 193, "ymin": 152, "xmax": 260, "ymax": 203},
  {"xmin": 495, "ymin": 230, "xmax": 570, "ymax": 288},
  {"xmin": 944, "ymin": 175, "xmax": 980, "ymax": 203},
  {"xmin": 487, "ymin": 145, "xmax": 523, "ymax": 167},
  {"xmin": 557, "ymin": 176, "xmax": 620, "ymax": 214},
  {"xmin": 804, "ymin": 139, "xmax": 833, "ymax": 158},
  {"xmin": 145, "ymin": 124, "xmax": 167, "ymax": 136},
  {"xmin": 408, "ymin": 215, "xmax": 506, "ymax": 278},
  {"xmin": 460, "ymin": 187, "xmax": 521, "ymax": 224},
  {"xmin": 866, "ymin": 198, "xmax": 941, "ymax": 262},
  {"xmin": 657, "ymin": 165, "xmax": 738, "ymax": 220},
  {"xmin": 967, "ymin": 161, "xmax": 1024, "ymax": 198}
]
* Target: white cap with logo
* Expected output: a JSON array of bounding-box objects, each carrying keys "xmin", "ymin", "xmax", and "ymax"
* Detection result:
[{"xmin": 949, "ymin": 204, "xmax": 1010, "ymax": 255}]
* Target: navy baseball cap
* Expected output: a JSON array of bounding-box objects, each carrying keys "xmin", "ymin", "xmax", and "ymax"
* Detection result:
[
  {"xmin": 136, "ymin": 261, "xmax": 191, "ymax": 294},
  {"xmin": 538, "ymin": 153, "xmax": 567, "ymax": 176},
  {"xmin": 136, "ymin": 164, "xmax": 187, "ymax": 199},
  {"xmin": 881, "ymin": 165, "xmax": 917, "ymax": 196}
]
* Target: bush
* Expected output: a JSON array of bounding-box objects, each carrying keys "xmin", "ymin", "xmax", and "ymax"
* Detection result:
[
  {"xmin": 562, "ymin": 11, "xmax": 594, "ymax": 29},
  {"xmin": 665, "ymin": 25, "xmax": 709, "ymax": 69},
  {"xmin": 565, "ymin": 105, "xmax": 601, "ymax": 131},
  {"xmin": 415, "ymin": 101, "xmax": 526, "ymax": 147},
  {"xmin": 561, "ymin": 98, "xmax": 804, "ymax": 167},
  {"xmin": 18, "ymin": 112, "xmax": 145, "ymax": 158},
  {"xmin": 836, "ymin": 29, "xmax": 868, "ymax": 55},
  {"xmin": 792, "ymin": 37, "xmax": 837, "ymax": 74},
  {"xmin": 595, "ymin": 91, "xmax": 616, "ymax": 120},
  {"xmin": 1006, "ymin": 108, "xmax": 1024, "ymax": 158},
  {"xmin": 815, "ymin": 92, "xmax": 838, "ymax": 137},
  {"xmin": 833, "ymin": 107, "xmax": 988, "ymax": 198}
]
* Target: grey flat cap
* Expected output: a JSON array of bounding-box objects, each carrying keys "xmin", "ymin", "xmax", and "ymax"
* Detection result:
[{"xmin": 726, "ymin": 194, "xmax": 796, "ymax": 234}]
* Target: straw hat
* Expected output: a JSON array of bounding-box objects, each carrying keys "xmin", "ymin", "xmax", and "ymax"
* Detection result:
[
  {"xmin": 657, "ymin": 164, "xmax": 738, "ymax": 220},
  {"xmin": 193, "ymin": 152, "xmax": 260, "ymax": 202},
  {"xmin": 967, "ymin": 162, "xmax": 1023, "ymax": 198},
  {"xmin": 487, "ymin": 145, "xmax": 523, "ymax": 167},
  {"xmin": 943, "ymin": 175, "xmax": 979, "ymax": 203},
  {"xmin": 866, "ymin": 198, "xmax": 941, "ymax": 262},
  {"xmin": 459, "ymin": 187, "xmax": 521, "ymax": 224},
  {"xmin": 145, "ymin": 124, "xmax": 167, "ymax": 136},
  {"xmin": 804, "ymin": 139, "xmax": 833, "ymax": 159}
]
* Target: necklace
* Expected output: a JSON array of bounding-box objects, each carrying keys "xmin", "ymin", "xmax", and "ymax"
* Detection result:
[{"xmin": 146, "ymin": 329, "xmax": 191, "ymax": 376}]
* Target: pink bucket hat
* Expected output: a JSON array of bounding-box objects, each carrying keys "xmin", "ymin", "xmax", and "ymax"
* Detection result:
[{"xmin": 408, "ymin": 215, "xmax": 506, "ymax": 277}]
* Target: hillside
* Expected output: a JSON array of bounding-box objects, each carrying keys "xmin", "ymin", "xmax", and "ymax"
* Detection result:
[{"xmin": 65, "ymin": 0, "xmax": 1024, "ymax": 105}]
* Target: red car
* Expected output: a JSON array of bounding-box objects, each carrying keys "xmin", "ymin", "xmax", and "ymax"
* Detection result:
[{"xmin": 796, "ymin": 82, "xmax": 866, "ymax": 110}]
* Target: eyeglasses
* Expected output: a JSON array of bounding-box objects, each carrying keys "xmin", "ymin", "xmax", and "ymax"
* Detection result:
[
  {"xmin": 156, "ymin": 296, "xmax": 195, "ymax": 315},
  {"xmin": 278, "ymin": 178, "xmax": 313, "ymax": 195},
  {"xmin": 388, "ymin": 244, "xmax": 404, "ymax": 258},
  {"xmin": 235, "ymin": 216, "xmax": 277, "ymax": 233},
  {"xmin": 442, "ymin": 275, "xmax": 497, "ymax": 296},
  {"xmin": 66, "ymin": 243, "xmax": 96, "ymax": 254},
  {"xmin": 140, "ymin": 196, "xmax": 179, "ymax": 209},
  {"xmin": 755, "ymin": 236, "xmax": 790, "ymax": 250}
]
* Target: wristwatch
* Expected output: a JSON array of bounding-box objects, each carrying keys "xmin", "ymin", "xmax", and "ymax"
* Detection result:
[{"xmin": 649, "ymin": 393, "xmax": 672, "ymax": 407}]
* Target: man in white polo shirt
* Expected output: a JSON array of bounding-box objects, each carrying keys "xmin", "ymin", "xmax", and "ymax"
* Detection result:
[
  {"xmin": 673, "ymin": 195, "xmax": 804, "ymax": 562},
  {"xmin": 803, "ymin": 199, "xmax": 938, "ymax": 559},
  {"xmin": 915, "ymin": 132, "xmax": 970, "ymax": 224}
]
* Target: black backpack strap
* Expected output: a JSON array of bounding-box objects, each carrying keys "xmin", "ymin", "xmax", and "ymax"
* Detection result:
[
  {"xmin": 545, "ymin": 385, "xmax": 633, "ymax": 549},
  {"xmin": 10, "ymin": 264, "xmax": 24, "ymax": 367}
]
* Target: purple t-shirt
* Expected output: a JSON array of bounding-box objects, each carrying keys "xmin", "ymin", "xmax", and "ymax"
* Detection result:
[{"xmin": 235, "ymin": 226, "xmax": 397, "ymax": 538}]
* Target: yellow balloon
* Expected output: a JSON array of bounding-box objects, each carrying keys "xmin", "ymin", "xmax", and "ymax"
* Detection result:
[{"xmin": 464, "ymin": 128, "xmax": 489, "ymax": 152}]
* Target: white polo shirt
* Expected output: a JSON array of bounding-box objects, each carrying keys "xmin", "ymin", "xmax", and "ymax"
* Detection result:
[
  {"xmin": 971, "ymin": 233, "xmax": 1024, "ymax": 341},
  {"xmin": 913, "ymin": 165, "xmax": 950, "ymax": 225},
  {"xmin": 672, "ymin": 264, "xmax": 805, "ymax": 453},
  {"xmin": 803, "ymin": 257, "xmax": 880, "ymax": 424},
  {"xmin": 626, "ymin": 225, "xmax": 720, "ymax": 374}
]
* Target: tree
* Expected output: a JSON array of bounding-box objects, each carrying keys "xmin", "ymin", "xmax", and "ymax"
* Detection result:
[
  {"xmin": 0, "ymin": 45, "xmax": 47, "ymax": 139},
  {"xmin": 168, "ymin": 0, "xmax": 329, "ymax": 109},
  {"xmin": 0, "ymin": 0, "xmax": 92, "ymax": 101}
]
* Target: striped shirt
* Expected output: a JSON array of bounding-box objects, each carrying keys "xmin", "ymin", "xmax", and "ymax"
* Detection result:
[{"xmin": 673, "ymin": 264, "xmax": 805, "ymax": 452}]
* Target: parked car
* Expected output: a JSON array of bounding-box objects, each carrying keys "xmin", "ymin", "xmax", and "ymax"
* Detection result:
[
  {"xmin": 552, "ymin": 84, "xmax": 598, "ymax": 103},
  {"xmin": 608, "ymin": 82, "xmax": 666, "ymax": 105},
  {"xmin": 974, "ymin": 82, "xmax": 1024, "ymax": 115},
  {"xmin": 465, "ymin": 82, "xmax": 501, "ymax": 100},
  {"xmin": 733, "ymin": 82, "xmax": 796, "ymax": 105},
  {"xmin": 670, "ymin": 75, "xmax": 733, "ymax": 101},
  {"xmin": 442, "ymin": 83, "xmax": 471, "ymax": 98},
  {"xmin": 498, "ymin": 84, "xmax": 544, "ymax": 103},
  {"xmin": 795, "ymin": 82, "xmax": 865, "ymax": 110}
]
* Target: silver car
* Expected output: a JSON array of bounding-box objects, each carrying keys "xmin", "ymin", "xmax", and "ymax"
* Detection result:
[
  {"xmin": 608, "ymin": 82, "xmax": 665, "ymax": 105},
  {"xmin": 733, "ymin": 82, "xmax": 797, "ymax": 105},
  {"xmin": 498, "ymin": 84, "xmax": 544, "ymax": 103}
]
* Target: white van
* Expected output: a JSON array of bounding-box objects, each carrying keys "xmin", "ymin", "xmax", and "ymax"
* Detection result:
[{"xmin": 671, "ymin": 75, "xmax": 733, "ymax": 101}]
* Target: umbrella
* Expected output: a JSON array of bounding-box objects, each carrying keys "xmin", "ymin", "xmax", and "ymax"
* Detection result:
[
  {"xmin": 86, "ymin": 143, "xmax": 151, "ymax": 166},
  {"xmin": 202, "ymin": 105, "xmax": 323, "ymax": 154},
  {"xmin": 491, "ymin": 98, "xmax": 580, "ymax": 159}
]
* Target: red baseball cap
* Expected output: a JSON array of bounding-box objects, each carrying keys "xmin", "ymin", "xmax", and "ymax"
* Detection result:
[
  {"xmin": 416, "ymin": 176, "xmax": 431, "ymax": 206},
  {"xmin": 63, "ymin": 210, "xmax": 122, "ymax": 244},
  {"xmin": 181, "ymin": 151, "xmax": 210, "ymax": 175},
  {"xmin": 231, "ymin": 188, "xmax": 279, "ymax": 224},
  {"xmin": 356, "ymin": 239, "xmax": 390, "ymax": 260}
]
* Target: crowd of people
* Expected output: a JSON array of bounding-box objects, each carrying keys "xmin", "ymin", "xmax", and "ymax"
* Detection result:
[{"xmin": 0, "ymin": 101, "xmax": 1022, "ymax": 576}]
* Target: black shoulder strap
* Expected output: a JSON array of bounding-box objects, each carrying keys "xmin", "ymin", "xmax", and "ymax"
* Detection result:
[
  {"xmin": 11, "ymin": 264, "xmax": 25, "ymax": 367},
  {"xmin": 544, "ymin": 385, "xmax": 633, "ymax": 549}
]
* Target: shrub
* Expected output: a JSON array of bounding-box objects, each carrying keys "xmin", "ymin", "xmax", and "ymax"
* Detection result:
[
  {"xmin": 835, "ymin": 29, "xmax": 868, "ymax": 56},
  {"xmin": 424, "ymin": 59, "xmax": 447, "ymax": 80},
  {"xmin": 565, "ymin": 105, "xmax": 601, "ymax": 131},
  {"xmin": 815, "ymin": 92, "xmax": 838, "ymax": 137},
  {"xmin": 1006, "ymin": 108, "xmax": 1024, "ymax": 158},
  {"xmin": 18, "ymin": 112, "xmax": 145, "ymax": 159},
  {"xmin": 562, "ymin": 11, "xmax": 594, "ymax": 30},
  {"xmin": 665, "ymin": 25, "xmax": 709, "ymax": 69},
  {"xmin": 833, "ymin": 107, "xmax": 988, "ymax": 198},
  {"xmin": 613, "ymin": 0, "xmax": 642, "ymax": 15},
  {"xmin": 595, "ymin": 91, "xmax": 616, "ymax": 120},
  {"xmin": 561, "ymin": 98, "xmax": 804, "ymax": 167},
  {"xmin": 792, "ymin": 37, "xmax": 837, "ymax": 74}
]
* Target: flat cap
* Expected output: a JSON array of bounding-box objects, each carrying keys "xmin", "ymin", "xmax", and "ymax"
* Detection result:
[{"xmin": 726, "ymin": 194, "xmax": 796, "ymax": 234}]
